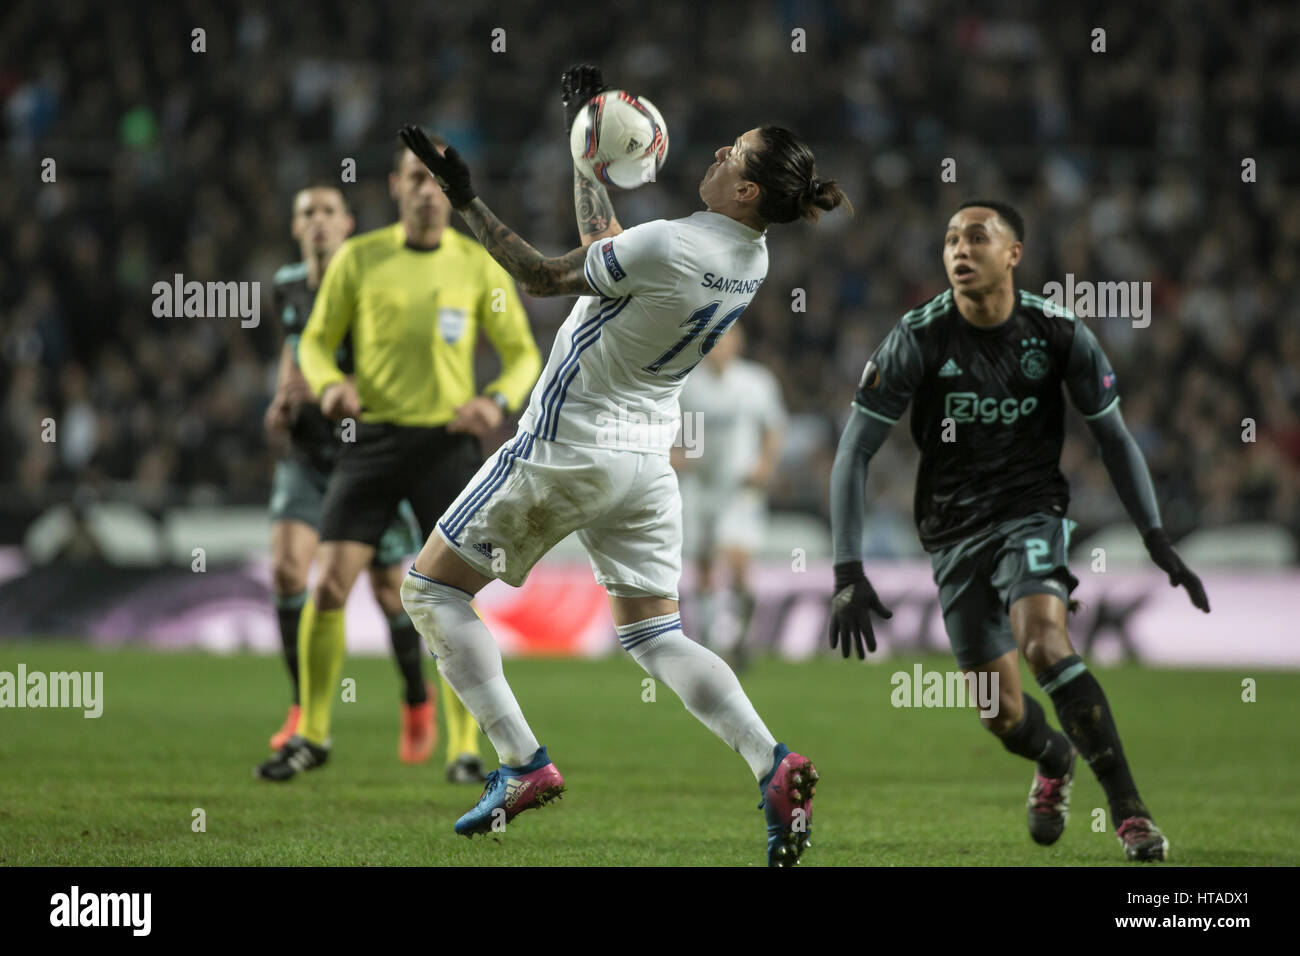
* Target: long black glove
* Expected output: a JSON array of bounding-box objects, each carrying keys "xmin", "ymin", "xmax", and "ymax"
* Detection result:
[
  {"xmin": 397, "ymin": 125, "xmax": 476, "ymax": 208},
  {"xmin": 829, "ymin": 562, "xmax": 893, "ymax": 659},
  {"xmin": 561, "ymin": 63, "xmax": 609, "ymax": 133},
  {"xmin": 1143, "ymin": 528, "xmax": 1210, "ymax": 612}
]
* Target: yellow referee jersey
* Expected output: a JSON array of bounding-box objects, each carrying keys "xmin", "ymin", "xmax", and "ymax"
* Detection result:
[{"xmin": 299, "ymin": 222, "xmax": 541, "ymax": 427}]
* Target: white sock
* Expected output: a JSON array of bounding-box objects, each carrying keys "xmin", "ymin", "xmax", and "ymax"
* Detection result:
[
  {"xmin": 401, "ymin": 572, "xmax": 539, "ymax": 767},
  {"xmin": 618, "ymin": 613, "xmax": 776, "ymax": 780}
]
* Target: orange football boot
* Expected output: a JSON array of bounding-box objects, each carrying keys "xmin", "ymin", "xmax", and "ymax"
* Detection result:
[
  {"xmin": 269, "ymin": 704, "xmax": 300, "ymax": 751},
  {"xmin": 399, "ymin": 681, "xmax": 438, "ymax": 764}
]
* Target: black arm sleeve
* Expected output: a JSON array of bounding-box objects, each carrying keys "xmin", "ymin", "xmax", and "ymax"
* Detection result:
[
  {"xmin": 1064, "ymin": 319, "xmax": 1160, "ymax": 532},
  {"xmin": 830, "ymin": 407, "xmax": 894, "ymax": 564},
  {"xmin": 1063, "ymin": 319, "xmax": 1120, "ymax": 419},
  {"xmin": 1084, "ymin": 405, "xmax": 1162, "ymax": 534}
]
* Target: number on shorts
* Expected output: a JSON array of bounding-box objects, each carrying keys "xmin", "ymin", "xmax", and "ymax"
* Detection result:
[{"xmin": 1026, "ymin": 537, "xmax": 1051, "ymax": 572}]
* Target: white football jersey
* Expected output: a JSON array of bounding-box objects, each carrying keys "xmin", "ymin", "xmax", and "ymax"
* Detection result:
[
  {"xmin": 518, "ymin": 211, "xmax": 768, "ymax": 455},
  {"xmin": 679, "ymin": 357, "xmax": 787, "ymax": 485}
]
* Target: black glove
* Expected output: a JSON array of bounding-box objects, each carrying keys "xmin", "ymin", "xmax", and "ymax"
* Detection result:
[
  {"xmin": 561, "ymin": 63, "xmax": 610, "ymax": 133},
  {"xmin": 397, "ymin": 125, "xmax": 476, "ymax": 208},
  {"xmin": 1143, "ymin": 528, "xmax": 1210, "ymax": 612},
  {"xmin": 829, "ymin": 561, "xmax": 893, "ymax": 660}
]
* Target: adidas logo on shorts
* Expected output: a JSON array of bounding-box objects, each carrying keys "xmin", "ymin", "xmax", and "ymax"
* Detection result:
[{"xmin": 473, "ymin": 542, "xmax": 495, "ymax": 559}]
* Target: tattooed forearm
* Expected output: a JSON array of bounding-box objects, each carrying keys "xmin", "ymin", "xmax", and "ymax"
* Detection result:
[
  {"xmin": 458, "ymin": 198, "xmax": 544, "ymax": 281},
  {"xmin": 459, "ymin": 197, "xmax": 592, "ymax": 297},
  {"xmin": 574, "ymin": 168, "xmax": 621, "ymax": 243}
]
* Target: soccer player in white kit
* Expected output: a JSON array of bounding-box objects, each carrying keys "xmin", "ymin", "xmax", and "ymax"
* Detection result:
[
  {"xmin": 677, "ymin": 325, "xmax": 786, "ymax": 664},
  {"xmin": 398, "ymin": 66, "xmax": 849, "ymax": 865}
]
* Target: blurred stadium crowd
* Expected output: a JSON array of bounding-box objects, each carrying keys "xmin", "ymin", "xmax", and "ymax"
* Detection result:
[{"xmin": 2, "ymin": 0, "xmax": 1298, "ymax": 554}]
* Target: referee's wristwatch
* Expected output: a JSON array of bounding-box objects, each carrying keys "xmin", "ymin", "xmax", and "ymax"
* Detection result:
[{"xmin": 486, "ymin": 391, "xmax": 510, "ymax": 413}]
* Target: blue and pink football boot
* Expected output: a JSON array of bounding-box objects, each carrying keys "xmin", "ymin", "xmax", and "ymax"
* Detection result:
[
  {"xmin": 454, "ymin": 745, "xmax": 566, "ymax": 837},
  {"xmin": 759, "ymin": 743, "xmax": 818, "ymax": 866}
]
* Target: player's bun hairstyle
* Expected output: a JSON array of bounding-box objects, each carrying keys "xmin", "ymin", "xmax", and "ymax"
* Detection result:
[
  {"xmin": 395, "ymin": 128, "xmax": 448, "ymax": 170},
  {"xmin": 743, "ymin": 126, "xmax": 852, "ymax": 225},
  {"xmin": 956, "ymin": 199, "xmax": 1025, "ymax": 243}
]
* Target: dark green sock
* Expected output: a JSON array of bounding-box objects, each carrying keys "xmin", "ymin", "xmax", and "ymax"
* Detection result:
[
  {"xmin": 995, "ymin": 693, "xmax": 1072, "ymax": 778},
  {"xmin": 1038, "ymin": 654, "xmax": 1149, "ymax": 821},
  {"xmin": 275, "ymin": 591, "xmax": 307, "ymax": 704},
  {"xmin": 388, "ymin": 611, "xmax": 427, "ymax": 705}
]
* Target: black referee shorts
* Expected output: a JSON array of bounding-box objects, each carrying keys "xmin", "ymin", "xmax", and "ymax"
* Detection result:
[{"xmin": 319, "ymin": 422, "xmax": 482, "ymax": 548}]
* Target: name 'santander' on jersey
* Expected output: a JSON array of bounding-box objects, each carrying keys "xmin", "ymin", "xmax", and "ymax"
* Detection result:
[{"xmin": 517, "ymin": 210, "xmax": 767, "ymax": 453}]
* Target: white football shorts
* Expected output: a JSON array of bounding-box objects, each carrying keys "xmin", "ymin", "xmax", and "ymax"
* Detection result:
[{"xmin": 436, "ymin": 430, "xmax": 683, "ymax": 599}]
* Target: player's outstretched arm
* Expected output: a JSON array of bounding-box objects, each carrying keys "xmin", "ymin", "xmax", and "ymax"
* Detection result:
[
  {"xmin": 1085, "ymin": 406, "xmax": 1210, "ymax": 612},
  {"xmin": 460, "ymin": 197, "xmax": 592, "ymax": 297},
  {"xmin": 1082, "ymin": 405, "xmax": 1162, "ymax": 535},
  {"xmin": 561, "ymin": 64, "xmax": 624, "ymax": 248},
  {"xmin": 398, "ymin": 125, "xmax": 592, "ymax": 298},
  {"xmin": 1066, "ymin": 320, "xmax": 1209, "ymax": 612},
  {"xmin": 574, "ymin": 169, "xmax": 622, "ymax": 248},
  {"xmin": 828, "ymin": 408, "xmax": 895, "ymax": 658}
]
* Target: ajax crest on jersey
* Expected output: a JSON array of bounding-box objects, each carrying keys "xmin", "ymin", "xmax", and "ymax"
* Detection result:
[
  {"xmin": 570, "ymin": 90, "xmax": 669, "ymax": 189},
  {"xmin": 1019, "ymin": 337, "xmax": 1049, "ymax": 380}
]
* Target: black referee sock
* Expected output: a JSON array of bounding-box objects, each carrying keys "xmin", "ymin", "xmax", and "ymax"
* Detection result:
[
  {"xmin": 388, "ymin": 612, "xmax": 428, "ymax": 706},
  {"xmin": 1037, "ymin": 654, "xmax": 1150, "ymax": 821},
  {"xmin": 995, "ymin": 693, "xmax": 1073, "ymax": 779},
  {"xmin": 275, "ymin": 591, "xmax": 307, "ymax": 704}
]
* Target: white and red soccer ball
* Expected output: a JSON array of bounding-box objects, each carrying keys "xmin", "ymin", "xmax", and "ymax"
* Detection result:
[{"xmin": 569, "ymin": 89, "xmax": 669, "ymax": 189}]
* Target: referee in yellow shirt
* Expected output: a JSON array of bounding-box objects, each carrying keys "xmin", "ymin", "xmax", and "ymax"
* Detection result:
[{"xmin": 256, "ymin": 133, "xmax": 542, "ymax": 781}]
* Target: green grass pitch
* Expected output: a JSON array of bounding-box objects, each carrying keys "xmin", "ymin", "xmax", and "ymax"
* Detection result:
[{"xmin": 1, "ymin": 642, "xmax": 1296, "ymax": 866}]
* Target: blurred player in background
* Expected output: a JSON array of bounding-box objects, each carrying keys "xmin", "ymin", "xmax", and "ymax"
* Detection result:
[
  {"xmin": 675, "ymin": 324, "xmax": 785, "ymax": 668},
  {"xmin": 256, "ymin": 145, "xmax": 542, "ymax": 784},
  {"xmin": 398, "ymin": 65, "xmax": 849, "ymax": 866},
  {"xmin": 829, "ymin": 200, "xmax": 1211, "ymax": 861},
  {"xmin": 264, "ymin": 185, "xmax": 436, "ymax": 762}
]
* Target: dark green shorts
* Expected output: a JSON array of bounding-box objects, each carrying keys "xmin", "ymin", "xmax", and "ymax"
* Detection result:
[
  {"xmin": 269, "ymin": 458, "xmax": 421, "ymax": 568},
  {"xmin": 929, "ymin": 513, "xmax": 1079, "ymax": 670}
]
